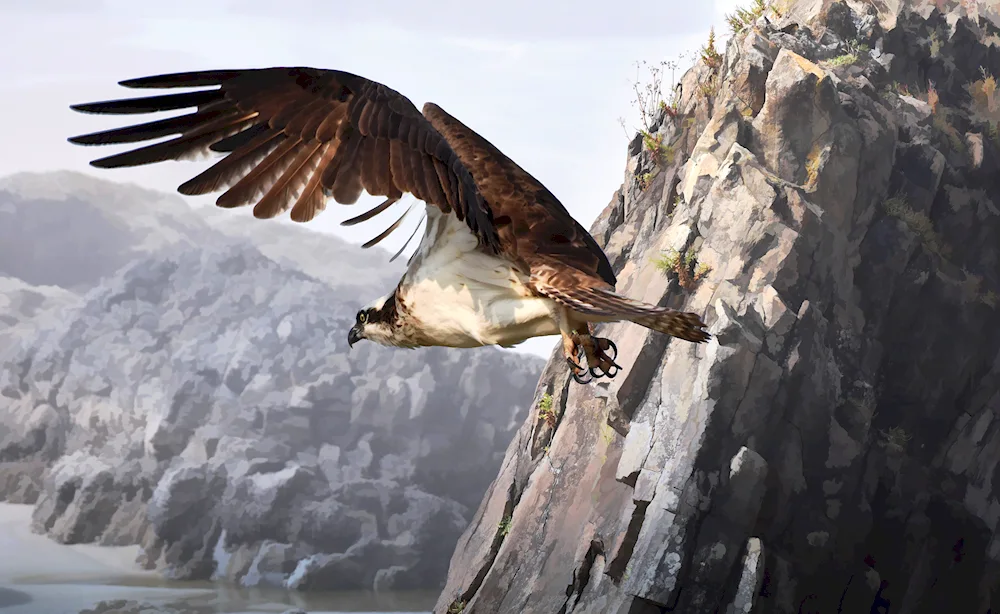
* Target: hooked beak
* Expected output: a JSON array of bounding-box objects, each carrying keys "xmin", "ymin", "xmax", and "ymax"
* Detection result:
[{"xmin": 348, "ymin": 325, "xmax": 364, "ymax": 348}]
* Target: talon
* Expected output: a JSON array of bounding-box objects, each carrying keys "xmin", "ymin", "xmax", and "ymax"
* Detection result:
[
  {"xmin": 597, "ymin": 337, "xmax": 618, "ymax": 361},
  {"xmin": 566, "ymin": 357, "xmax": 592, "ymax": 385},
  {"xmin": 606, "ymin": 364, "xmax": 619, "ymax": 378},
  {"xmin": 590, "ymin": 366, "xmax": 605, "ymax": 379}
]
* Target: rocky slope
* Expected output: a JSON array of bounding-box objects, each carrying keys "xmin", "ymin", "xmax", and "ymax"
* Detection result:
[
  {"xmin": 0, "ymin": 172, "xmax": 544, "ymax": 593},
  {"xmin": 436, "ymin": 1, "xmax": 1000, "ymax": 612},
  {"xmin": 0, "ymin": 276, "xmax": 77, "ymax": 329}
]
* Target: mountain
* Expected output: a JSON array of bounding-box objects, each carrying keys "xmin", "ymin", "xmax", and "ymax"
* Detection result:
[
  {"xmin": 0, "ymin": 276, "xmax": 77, "ymax": 329},
  {"xmin": 435, "ymin": 1, "xmax": 1000, "ymax": 612},
  {"xmin": 0, "ymin": 171, "xmax": 212, "ymax": 291},
  {"xmin": 0, "ymin": 171, "xmax": 545, "ymax": 593}
]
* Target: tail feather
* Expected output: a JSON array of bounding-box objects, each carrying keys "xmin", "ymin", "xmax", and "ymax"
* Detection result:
[
  {"xmin": 537, "ymin": 285, "xmax": 711, "ymax": 343},
  {"xmin": 632, "ymin": 310, "xmax": 710, "ymax": 343}
]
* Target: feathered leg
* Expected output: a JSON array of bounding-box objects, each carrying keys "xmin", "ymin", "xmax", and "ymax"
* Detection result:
[{"xmin": 558, "ymin": 308, "xmax": 592, "ymax": 384}]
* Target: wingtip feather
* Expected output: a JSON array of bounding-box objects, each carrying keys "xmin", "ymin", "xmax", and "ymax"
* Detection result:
[
  {"xmin": 70, "ymin": 102, "xmax": 108, "ymax": 115},
  {"xmin": 118, "ymin": 70, "xmax": 243, "ymax": 89}
]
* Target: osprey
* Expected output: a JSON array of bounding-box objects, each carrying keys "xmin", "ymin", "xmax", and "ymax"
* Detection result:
[{"xmin": 68, "ymin": 67, "xmax": 710, "ymax": 383}]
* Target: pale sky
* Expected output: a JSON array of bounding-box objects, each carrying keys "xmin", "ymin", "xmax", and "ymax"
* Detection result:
[{"xmin": 2, "ymin": 0, "xmax": 742, "ymax": 357}]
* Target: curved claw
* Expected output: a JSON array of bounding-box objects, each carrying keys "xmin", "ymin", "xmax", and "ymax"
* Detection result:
[
  {"xmin": 606, "ymin": 339, "xmax": 618, "ymax": 362},
  {"xmin": 590, "ymin": 363, "xmax": 620, "ymax": 380},
  {"xmin": 567, "ymin": 357, "xmax": 593, "ymax": 385},
  {"xmin": 597, "ymin": 337, "xmax": 618, "ymax": 362}
]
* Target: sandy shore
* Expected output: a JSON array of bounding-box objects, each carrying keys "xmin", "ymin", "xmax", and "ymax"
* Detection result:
[
  {"xmin": 0, "ymin": 503, "xmax": 214, "ymax": 614},
  {"xmin": 0, "ymin": 503, "xmax": 155, "ymax": 582}
]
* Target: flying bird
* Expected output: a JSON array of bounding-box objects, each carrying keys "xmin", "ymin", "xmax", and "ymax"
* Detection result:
[{"xmin": 67, "ymin": 67, "xmax": 710, "ymax": 384}]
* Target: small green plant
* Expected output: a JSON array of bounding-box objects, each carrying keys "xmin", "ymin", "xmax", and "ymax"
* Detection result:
[
  {"xmin": 826, "ymin": 53, "xmax": 858, "ymax": 67},
  {"xmin": 654, "ymin": 248, "xmax": 710, "ymax": 289},
  {"xmin": 701, "ymin": 27, "xmax": 723, "ymax": 69},
  {"xmin": 880, "ymin": 426, "xmax": 911, "ymax": 453},
  {"xmin": 641, "ymin": 130, "xmax": 676, "ymax": 165},
  {"xmin": 537, "ymin": 393, "xmax": 557, "ymax": 427},
  {"xmin": 823, "ymin": 40, "xmax": 869, "ymax": 68},
  {"xmin": 699, "ymin": 73, "xmax": 719, "ymax": 98},
  {"xmin": 657, "ymin": 98, "xmax": 678, "ymax": 119},
  {"xmin": 653, "ymin": 249, "xmax": 682, "ymax": 273},
  {"xmin": 499, "ymin": 515, "xmax": 512, "ymax": 537},
  {"xmin": 726, "ymin": 0, "xmax": 769, "ymax": 35},
  {"xmin": 929, "ymin": 31, "xmax": 942, "ymax": 57},
  {"xmin": 638, "ymin": 172, "xmax": 654, "ymax": 191},
  {"xmin": 883, "ymin": 193, "xmax": 951, "ymax": 257},
  {"xmin": 983, "ymin": 290, "xmax": 999, "ymax": 308},
  {"xmin": 447, "ymin": 599, "xmax": 467, "ymax": 614}
]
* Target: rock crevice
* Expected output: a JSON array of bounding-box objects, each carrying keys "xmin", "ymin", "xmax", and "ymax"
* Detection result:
[{"xmin": 436, "ymin": 1, "xmax": 1000, "ymax": 612}]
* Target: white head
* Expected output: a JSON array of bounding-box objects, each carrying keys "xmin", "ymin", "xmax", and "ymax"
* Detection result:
[{"xmin": 347, "ymin": 292, "xmax": 399, "ymax": 348}]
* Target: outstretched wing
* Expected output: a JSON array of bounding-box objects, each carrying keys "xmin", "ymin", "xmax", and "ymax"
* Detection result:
[
  {"xmin": 68, "ymin": 67, "xmax": 500, "ymax": 253},
  {"xmin": 422, "ymin": 103, "xmax": 616, "ymax": 288}
]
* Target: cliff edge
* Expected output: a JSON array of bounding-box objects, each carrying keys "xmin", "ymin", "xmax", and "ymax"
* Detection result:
[{"xmin": 436, "ymin": 0, "xmax": 1000, "ymax": 612}]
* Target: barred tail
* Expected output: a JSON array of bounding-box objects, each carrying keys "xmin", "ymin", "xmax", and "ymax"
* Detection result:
[
  {"xmin": 536, "ymin": 283, "xmax": 711, "ymax": 343},
  {"xmin": 631, "ymin": 310, "xmax": 710, "ymax": 343}
]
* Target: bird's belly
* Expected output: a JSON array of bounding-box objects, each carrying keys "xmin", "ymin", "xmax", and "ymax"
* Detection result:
[{"xmin": 402, "ymin": 266, "xmax": 560, "ymax": 348}]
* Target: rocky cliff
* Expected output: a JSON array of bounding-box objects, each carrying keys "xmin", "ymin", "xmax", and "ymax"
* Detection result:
[
  {"xmin": 0, "ymin": 172, "xmax": 544, "ymax": 593},
  {"xmin": 436, "ymin": 1, "xmax": 1000, "ymax": 612}
]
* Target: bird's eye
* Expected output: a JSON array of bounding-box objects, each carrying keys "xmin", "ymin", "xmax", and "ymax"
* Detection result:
[{"xmin": 358, "ymin": 312, "xmax": 367, "ymax": 324}]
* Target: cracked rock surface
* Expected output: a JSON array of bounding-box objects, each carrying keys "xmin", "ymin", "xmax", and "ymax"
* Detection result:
[
  {"xmin": 0, "ymin": 171, "xmax": 544, "ymax": 592},
  {"xmin": 436, "ymin": 1, "xmax": 1000, "ymax": 612}
]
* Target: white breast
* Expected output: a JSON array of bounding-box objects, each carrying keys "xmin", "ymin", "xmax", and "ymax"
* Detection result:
[{"xmin": 397, "ymin": 207, "xmax": 560, "ymax": 348}]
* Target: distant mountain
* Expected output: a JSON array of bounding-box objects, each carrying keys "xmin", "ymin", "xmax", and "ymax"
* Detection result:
[
  {"xmin": 199, "ymin": 206, "xmax": 406, "ymax": 299},
  {"xmin": 0, "ymin": 171, "xmax": 212, "ymax": 291},
  {"xmin": 0, "ymin": 171, "xmax": 545, "ymax": 593},
  {"xmin": 0, "ymin": 276, "xmax": 77, "ymax": 328},
  {"xmin": 0, "ymin": 170, "xmax": 404, "ymax": 299}
]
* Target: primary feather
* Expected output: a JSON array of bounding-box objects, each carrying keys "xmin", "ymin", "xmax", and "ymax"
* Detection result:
[{"xmin": 68, "ymin": 66, "xmax": 709, "ymax": 376}]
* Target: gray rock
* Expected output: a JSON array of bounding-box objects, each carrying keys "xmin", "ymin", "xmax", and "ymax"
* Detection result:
[
  {"xmin": 436, "ymin": 2, "xmax": 1000, "ymax": 613},
  {"xmin": 76, "ymin": 599, "xmax": 211, "ymax": 614},
  {"xmin": 0, "ymin": 172, "xmax": 544, "ymax": 592}
]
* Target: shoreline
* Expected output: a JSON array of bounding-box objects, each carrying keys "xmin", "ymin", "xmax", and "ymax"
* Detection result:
[{"xmin": 0, "ymin": 502, "xmax": 436, "ymax": 614}]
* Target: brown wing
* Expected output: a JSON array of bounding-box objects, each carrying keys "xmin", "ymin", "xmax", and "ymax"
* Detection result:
[
  {"xmin": 422, "ymin": 103, "xmax": 616, "ymax": 290},
  {"xmin": 68, "ymin": 67, "xmax": 500, "ymax": 253}
]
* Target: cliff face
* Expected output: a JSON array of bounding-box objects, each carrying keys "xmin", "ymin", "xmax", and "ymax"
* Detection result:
[
  {"xmin": 0, "ymin": 172, "xmax": 544, "ymax": 593},
  {"xmin": 436, "ymin": 1, "xmax": 1000, "ymax": 612}
]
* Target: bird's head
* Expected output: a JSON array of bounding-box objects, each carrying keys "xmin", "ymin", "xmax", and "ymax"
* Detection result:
[{"xmin": 348, "ymin": 293, "xmax": 398, "ymax": 348}]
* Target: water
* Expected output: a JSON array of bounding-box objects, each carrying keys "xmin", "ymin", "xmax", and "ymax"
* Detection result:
[{"xmin": 0, "ymin": 503, "xmax": 436, "ymax": 614}]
